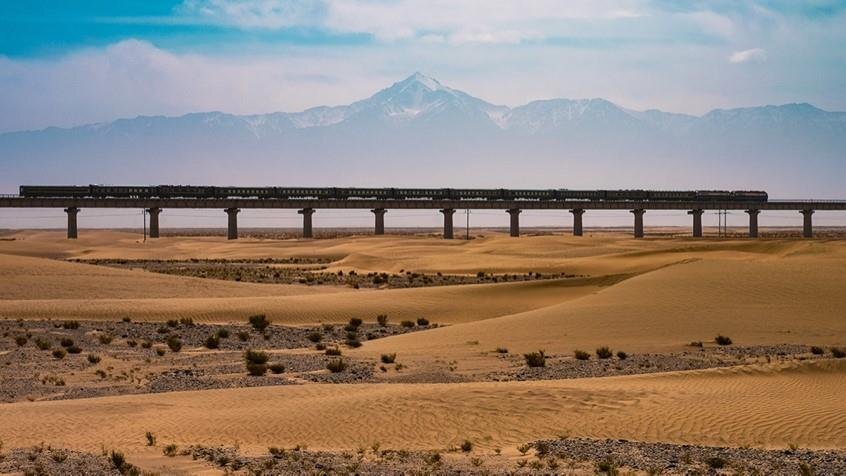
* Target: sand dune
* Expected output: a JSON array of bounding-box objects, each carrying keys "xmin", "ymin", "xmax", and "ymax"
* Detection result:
[
  {"xmin": 359, "ymin": 255, "xmax": 846, "ymax": 359},
  {"xmin": 0, "ymin": 275, "xmax": 611, "ymax": 323},
  {"xmin": 0, "ymin": 253, "xmax": 338, "ymax": 300},
  {"xmin": 0, "ymin": 360, "xmax": 843, "ymax": 454}
]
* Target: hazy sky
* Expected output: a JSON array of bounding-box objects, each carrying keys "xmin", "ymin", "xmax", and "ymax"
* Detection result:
[{"xmin": 1, "ymin": 0, "xmax": 846, "ymax": 133}]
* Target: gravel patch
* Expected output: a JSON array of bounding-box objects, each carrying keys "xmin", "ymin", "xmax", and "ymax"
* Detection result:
[
  {"xmin": 534, "ymin": 437, "xmax": 846, "ymax": 475},
  {"xmin": 492, "ymin": 344, "xmax": 834, "ymax": 381},
  {"xmin": 0, "ymin": 445, "xmax": 121, "ymax": 475}
]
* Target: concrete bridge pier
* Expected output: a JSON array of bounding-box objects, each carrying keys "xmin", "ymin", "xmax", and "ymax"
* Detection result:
[
  {"xmin": 631, "ymin": 209, "xmax": 645, "ymax": 238},
  {"xmin": 570, "ymin": 209, "xmax": 585, "ymax": 236},
  {"xmin": 800, "ymin": 209, "xmax": 814, "ymax": 238},
  {"xmin": 688, "ymin": 209, "xmax": 704, "ymax": 237},
  {"xmin": 64, "ymin": 207, "xmax": 79, "ymax": 239},
  {"xmin": 507, "ymin": 208, "xmax": 521, "ymax": 237},
  {"xmin": 745, "ymin": 209, "xmax": 760, "ymax": 238},
  {"xmin": 146, "ymin": 207, "xmax": 162, "ymax": 238},
  {"xmin": 440, "ymin": 208, "xmax": 455, "ymax": 239},
  {"xmin": 371, "ymin": 208, "xmax": 386, "ymax": 235},
  {"xmin": 299, "ymin": 208, "xmax": 315, "ymax": 238},
  {"xmin": 225, "ymin": 208, "xmax": 239, "ymax": 240}
]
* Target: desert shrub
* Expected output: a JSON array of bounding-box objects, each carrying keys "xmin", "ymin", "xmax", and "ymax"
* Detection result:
[
  {"xmin": 109, "ymin": 450, "xmax": 127, "ymax": 472},
  {"xmin": 145, "ymin": 432, "xmax": 156, "ymax": 446},
  {"xmin": 381, "ymin": 353, "xmax": 396, "ymax": 364},
  {"xmin": 155, "ymin": 348, "xmax": 166, "ymax": 356},
  {"xmin": 832, "ymin": 347, "xmax": 846, "ymax": 358},
  {"xmin": 376, "ymin": 314, "xmax": 388, "ymax": 326},
  {"xmin": 343, "ymin": 324, "xmax": 359, "ymax": 333},
  {"xmin": 307, "ymin": 332, "xmax": 323, "ymax": 343},
  {"xmin": 245, "ymin": 349, "xmax": 269, "ymax": 364},
  {"xmin": 66, "ymin": 344, "xmax": 82, "ymax": 354},
  {"xmin": 95, "ymin": 369, "xmax": 107, "ymax": 379},
  {"xmin": 126, "ymin": 339, "xmax": 138, "ymax": 348},
  {"xmin": 15, "ymin": 335, "xmax": 27, "ymax": 346},
  {"xmin": 87, "ymin": 354, "xmax": 101, "ymax": 364},
  {"xmin": 715, "ymin": 335, "xmax": 733, "ymax": 346},
  {"xmin": 417, "ymin": 317, "xmax": 429, "ymax": 326},
  {"xmin": 810, "ymin": 346, "xmax": 825, "ymax": 355},
  {"xmin": 325, "ymin": 347, "xmax": 342, "ymax": 356},
  {"xmin": 315, "ymin": 343, "xmax": 326, "ymax": 351},
  {"xmin": 616, "ymin": 351, "xmax": 628, "ymax": 360},
  {"xmin": 166, "ymin": 336, "xmax": 182, "ymax": 352},
  {"xmin": 249, "ymin": 314, "xmax": 270, "ymax": 332},
  {"xmin": 524, "ymin": 351, "xmax": 546, "ymax": 367},
  {"xmin": 345, "ymin": 338, "xmax": 362, "ymax": 348},
  {"xmin": 596, "ymin": 346, "xmax": 613, "ymax": 359},
  {"xmin": 141, "ymin": 341, "xmax": 152, "ymax": 349},
  {"xmin": 98, "ymin": 334, "xmax": 114, "ymax": 345},
  {"xmin": 534, "ymin": 441, "xmax": 551, "ymax": 457},
  {"xmin": 322, "ymin": 323, "xmax": 335, "ymax": 332},
  {"xmin": 400, "ymin": 320, "xmax": 415, "ymax": 328},
  {"xmin": 35, "ymin": 338, "xmax": 52, "ymax": 350},
  {"xmin": 247, "ymin": 363, "xmax": 268, "ymax": 376},
  {"xmin": 166, "ymin": 319, "xmax": 179, "ymax": 328},
  {"xmin": 326, "ymin": 358, "xmax": 347, "ymax": 373},
  {"xmin": 62, "ymin": 320, "xmax": 80, "ymax": 329},
  {"xmin": 163, "ymin": 444, "xmax": 178, "ymax": 457},
  {"xmin": 705, "ymin": 456, "xmax": 727, "ymax": 469},
  {"xmin": 689, "ymin": 341, "xmax": 703, "ymax": 347},
  {"xmin": 597, "ymin": 460, "xmax": 617, "ymax": 474},
  {"xmin": 122, "ymin": 316, "xmax": 131, "ymax": 323},
  {"xmin": 179, "ymin": 317, "xmax": 194, "ymax": 326},
  {"xmin": 348, "ymin": 317, "xmax": 363, "ymax": 328},
  {"xmin": 460, "ymin": 440, "xmax": 473, "ymax": 452},
  {"xmin": 269, "ymin": 363, "xmax": 285, "ymax": 374},
  {"xmin": 237, "ymin": 331, "xmax": 250, "ymax": 342},
  {"xmin": 60, "ymin": 337, "xmax": 74, "ymax": 347},
  {"xmin": 216, "ymin": 328, "xmax": 230, "ymax": 339},
  {"xmin": 495, "ymin": 347, "xmax": 509, "ymax": 354},
  {"xmin": 52, "ymin": 348, "xmax": 66, "ymax": 359},
  {"xmin": 345, "ymin": 331, "xmax": 358, "ymax": 340},
  {"xmin": 574, "ymin": 350, "xmax": 590, "ymax": 360},
  {"xmin": 156, "ymin": 326, "xmax": 169, "ymax": 334},
  {"xmin": 204, "ymin": 334, "xmax": 220, "ymax": 349}
]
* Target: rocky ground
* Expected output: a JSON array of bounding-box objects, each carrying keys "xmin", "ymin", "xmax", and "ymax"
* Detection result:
[
  {"xmin": 533, "ymin": 437, "xmax": 846, "ymax": 475},
  {"xmin": 0, "ymin": 318, "xmax": 431, "ymax": 402},
  {"xmin": 0, "ymin": 444, "xmax": 123, "ymax": 476},
  {"xmin": 72, "ymin": 257, "xmax": 578, "ymax": 288},
  {"xmin": 490, "ymin": 344, "xmax": 842, "ymax": 381}
]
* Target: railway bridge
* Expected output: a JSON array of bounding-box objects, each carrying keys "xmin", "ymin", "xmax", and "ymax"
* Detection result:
[{"xmin": 2, "ymin": 194, "xmax": 845, "ymax": 240}]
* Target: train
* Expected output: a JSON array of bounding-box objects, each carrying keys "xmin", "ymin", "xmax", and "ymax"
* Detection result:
[{"xmin": 18, "ymin": 185, "xmax": 769, "ymax": 202}]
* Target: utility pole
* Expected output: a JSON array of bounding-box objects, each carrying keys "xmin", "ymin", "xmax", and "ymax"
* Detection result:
[
  {"xmin": 465, "ymin": 209, "xmax": 470, "ymax": 240},
  {"xmin": 142, "ymin": 209, "xmax": 147, "ymax": 243}
]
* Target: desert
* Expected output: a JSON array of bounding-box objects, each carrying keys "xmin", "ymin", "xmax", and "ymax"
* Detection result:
[{"xmin": 1, "ymin": 228, "xmax": 845, "ymax": 474}]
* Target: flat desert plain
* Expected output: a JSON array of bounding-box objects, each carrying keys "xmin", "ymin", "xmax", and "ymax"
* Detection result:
[{"xmin": 1, "ymin": 229, "xmax": 845, "ymax": 475}]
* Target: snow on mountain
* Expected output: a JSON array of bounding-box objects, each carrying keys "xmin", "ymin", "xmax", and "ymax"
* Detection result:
[{"xmin": 1, "ymin": 73, "xmax": 844, "ymax": 197}]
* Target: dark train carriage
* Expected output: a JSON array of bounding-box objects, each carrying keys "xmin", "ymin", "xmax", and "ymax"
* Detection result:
[
  {"xmin": 731, "ymin": 190, "xmax": 768, "ymax": 202},
  {"xmin": 90, "ymin": 185, "xmax": 157, "ymax": 198},
  {"xmin": 19, "ymin": 185, "xmax": 90, "ymax": 198},
  {"xmin": 454, "ymin": 189, "xmax": 498, "ymax": 200},
  {"xmin": 606, "ymin": 189, "xmax": 648, "ymax": 201},
  {"xmin": 648, "ymin": 190, "xmax": 698, "ymax": 201},
  {"xmin": 695, "ymin": 190, "xmax": 732, "ymax": 201},
  {"xmin": 557, "ymin": 189, "xmax": 605, "ymax": 201},
  {"xmin": 511, "ymin": 189, "xmax": 555, "ymax": 200}
]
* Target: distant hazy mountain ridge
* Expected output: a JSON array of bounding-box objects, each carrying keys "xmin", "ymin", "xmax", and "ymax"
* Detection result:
[{"xmin": 2, "ymin": 73, "xmax": 844, "ymax": 197}]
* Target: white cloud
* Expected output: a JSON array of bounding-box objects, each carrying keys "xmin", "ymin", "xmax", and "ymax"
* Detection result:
[
  {"xmin": 177, "ymin": 0, "xmax": 649, "ymax": 43},
  {"xmin": 729, "ymin": 47, "xmax": 767, "ymax": 63}
]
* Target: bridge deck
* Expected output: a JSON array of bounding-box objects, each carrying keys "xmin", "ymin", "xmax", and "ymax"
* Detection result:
[{"xmin": 2, "ymin": 197, "xmax": 845, "ymax": 210}]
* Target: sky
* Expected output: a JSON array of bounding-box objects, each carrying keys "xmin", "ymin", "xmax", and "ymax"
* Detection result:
[{"xmin": 1, "ymin": 0, "xmax": 846, "ymax": 133}]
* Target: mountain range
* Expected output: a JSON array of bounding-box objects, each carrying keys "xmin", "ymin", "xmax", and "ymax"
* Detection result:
[{"xmin": 2, "ymin": 73, "xmax": 844, "ymax": 198}]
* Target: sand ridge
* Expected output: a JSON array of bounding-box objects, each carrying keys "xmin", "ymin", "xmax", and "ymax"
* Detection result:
[{"xmin": 0, "ymin": 360, "xmax": 843, "ymax": 454}]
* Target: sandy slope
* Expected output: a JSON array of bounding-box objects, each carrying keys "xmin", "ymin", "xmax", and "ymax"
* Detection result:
[
  {"xmin": 0, "ymin": 360, "xmax": 843, "ymax": 453},
  {"xmin": 0, "ymin": 276, "xmax": 610, "ymax": 323},
  {"xmin": 358, "ymin": 254, "xmax": 846, "ymax": 359},
  {"xmin": 0, "ymin": 253, "xmax": 341, "ymax": 300}
]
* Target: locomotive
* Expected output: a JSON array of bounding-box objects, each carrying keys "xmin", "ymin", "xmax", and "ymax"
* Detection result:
[{"xmin": 19, "ymin": 185, "xmax": 768, "ymax": 202}]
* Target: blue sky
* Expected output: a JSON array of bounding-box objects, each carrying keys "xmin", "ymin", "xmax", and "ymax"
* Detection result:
[{"xmin": 1, "ymin": 0, "xmax": 845, "ymax": 132}]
